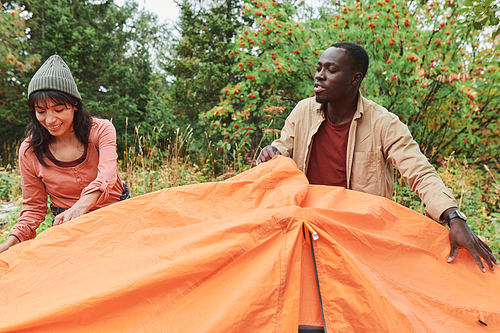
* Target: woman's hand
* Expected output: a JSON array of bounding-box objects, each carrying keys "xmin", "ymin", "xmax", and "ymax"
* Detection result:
[
  {"xmin": 0, "ymin": 236, "xmax": 21, "ymax": 254},
  {"xmin": 52, "ymin": 206, "xmax": 87, "ymax": 225},
  {"xmin": 53, "ymin": 190, "xmax": 101, "ymax": 226}
]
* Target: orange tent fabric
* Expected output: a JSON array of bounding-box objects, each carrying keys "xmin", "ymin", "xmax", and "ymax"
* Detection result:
[{"xmin": 0, "ymin": 156, "xmax": 499, "ymax": 332}]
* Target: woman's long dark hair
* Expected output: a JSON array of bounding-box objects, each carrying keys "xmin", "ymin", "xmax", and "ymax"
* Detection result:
[{"xmin": 25, "ymin": 90, "xmax": 93, "ymax": 167}]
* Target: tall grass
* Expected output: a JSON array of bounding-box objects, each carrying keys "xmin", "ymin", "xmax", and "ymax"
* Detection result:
[
  {"xmin": 439, "ymin": 155, "xmax": 500, "ymax": 252},
  {"xmin": 393, "ymin": 154, "xmax": 500, "ymax": 253},
  {"xmin": 120, "ymin": 124, "xmax": 220, "ymax": 197},
  {"xmin": 0, "ymin": 164, "xmax": 23, "ymax": 242}
]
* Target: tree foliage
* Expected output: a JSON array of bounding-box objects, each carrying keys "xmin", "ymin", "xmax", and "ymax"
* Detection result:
[
  {"xmin": 0, "ymin": 0, "xmax": 166, "ymax": 154},
  {"xmin": 0, "ymin": 3, "xmax": 39, "ymax": 147},
  {"xmin": 153, "ymin": 0, "xmax": 255, "ymax": 139},
  {"xmin": 196, "ymin": 0, "xmax": 499, "ymax": 166},
  {"xmin": 0, "ymin": 0, "xmax": 498, "ymax": 169},
  {"xmin": 457, "ymin": 0, "xmax": 500, "ymax": 38}
]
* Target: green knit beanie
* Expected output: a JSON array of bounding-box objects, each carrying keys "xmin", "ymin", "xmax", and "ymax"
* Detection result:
[{"xmin": 28, "ymin": 55, "xmax": 81, "ymax": 100}]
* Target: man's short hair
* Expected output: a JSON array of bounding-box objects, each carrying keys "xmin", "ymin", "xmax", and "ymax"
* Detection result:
[{"xmin": 330, "ymin": 42, "xmax": 369, "ymax": 79}]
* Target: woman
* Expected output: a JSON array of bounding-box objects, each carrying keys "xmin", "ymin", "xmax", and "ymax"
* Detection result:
[{"xmin": 0, "ymin": 55, "xmax": 129, "ymax": 254}]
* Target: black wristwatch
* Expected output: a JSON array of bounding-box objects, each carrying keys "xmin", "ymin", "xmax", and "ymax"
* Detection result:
[{"xmin": 443, "ymin": 209, "xmax": 467, "ymax": 226}]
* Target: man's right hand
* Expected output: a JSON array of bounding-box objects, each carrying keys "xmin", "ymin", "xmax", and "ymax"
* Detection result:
[{"xmin": 257, "ymin": 145, "xmax": 282, "ymax": 165}]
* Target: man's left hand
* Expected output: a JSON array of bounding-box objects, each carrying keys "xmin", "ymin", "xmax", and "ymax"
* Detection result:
[{"xmin": 447, "ymin": 217, "xmax": 500, "ymax": 272}]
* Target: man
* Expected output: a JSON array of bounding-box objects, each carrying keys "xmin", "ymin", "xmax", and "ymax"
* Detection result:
[
  {"xmin": 258, "ymin": 42, "xmax": 498, "ymax": 271},
  {"xmin": 258, "ymin": 42, "xmax": 498, "ymax": 332}
]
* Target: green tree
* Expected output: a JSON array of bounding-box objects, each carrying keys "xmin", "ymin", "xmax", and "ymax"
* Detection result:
[
  {"xmin": 0, "ymin": 0, "xmax": 165, "ymax": 155},
  {"xmin": 0, "ymin": 3, "xmax": 39, "ymax": 149},
  {"xmin": 203, "ymin": 0, "xmax": 499, "ymax": 166},
  {"xmin": 200, "ymin": 0, "xmax": 309, "ymax": 157},
  {"xmin": 159, "ymin": 0, "xmax": 255, "ymax": 139},
  {"xmin": 457, "ymin": 0, "xmax": 500, "ymax": 38}
]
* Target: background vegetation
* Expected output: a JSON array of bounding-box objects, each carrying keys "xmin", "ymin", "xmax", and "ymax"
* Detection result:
[{"xmin": 1, "ymin": 0, "xmax": 499, "ymax": 253}]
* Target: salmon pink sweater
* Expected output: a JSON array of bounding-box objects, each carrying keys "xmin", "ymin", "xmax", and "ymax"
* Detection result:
[{"xmin": 12, "ymin": 118, "xmax": 124, "ymax": 241}]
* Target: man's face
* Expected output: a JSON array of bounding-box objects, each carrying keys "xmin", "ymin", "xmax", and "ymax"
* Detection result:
[{"xmin": 314, "ymin": 47, "xmax": 357, "ymax": 104}]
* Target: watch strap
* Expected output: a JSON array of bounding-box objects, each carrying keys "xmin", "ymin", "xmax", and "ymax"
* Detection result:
[{"xmin": 444, "ymin": 209, "xmax": 467, "ymax": 226}]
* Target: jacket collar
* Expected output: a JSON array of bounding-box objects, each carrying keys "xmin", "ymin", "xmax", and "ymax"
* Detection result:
[
  {"xmin": 354, "ymin": 91, "xmax": 364, "ymax": 120},
  {"xmin": 312, "ymin": 91, "xmax": 364, "ymax": 120}
]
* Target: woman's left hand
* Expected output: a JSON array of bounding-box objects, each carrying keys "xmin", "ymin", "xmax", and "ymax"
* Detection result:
[
  {"xmin": 53, "ymin": 190, "xmax": 101, "ymax": 226},
  {"xmin": 53, "ymin": 206, "xmax": 87, "ymax": 225}
]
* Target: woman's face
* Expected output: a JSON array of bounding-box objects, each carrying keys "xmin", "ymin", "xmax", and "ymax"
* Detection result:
[{"xmin": 34, "ymin": 98, "xmax": 77, "ymax": 140}]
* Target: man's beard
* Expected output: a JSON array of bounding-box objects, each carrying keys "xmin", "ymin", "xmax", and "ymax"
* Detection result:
[{"xmin": 315, "ymin": 95, "xmax": 328, "ymax": 104}]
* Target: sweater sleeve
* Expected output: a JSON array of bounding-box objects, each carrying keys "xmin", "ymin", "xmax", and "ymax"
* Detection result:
[
  {"xmin": 11, "ymin": 142, "xmax": 48, "ymax": 241},
  {"xmin": 81, "ymin": 119, "xmax": 119, "ymax": 206},
  {"xmin": 382, "ymin": 115, "xmax": 457, "ymax": 221}
]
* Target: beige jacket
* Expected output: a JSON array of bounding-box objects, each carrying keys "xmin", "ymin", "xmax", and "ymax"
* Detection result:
[{"xmin": 272, "ymin": 95, "xmax": 457, "ymax": 221}]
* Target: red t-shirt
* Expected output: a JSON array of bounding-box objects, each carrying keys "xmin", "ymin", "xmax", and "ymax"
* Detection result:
[
  {"xmin": 301, "ymin": 117, "xmax": 351, "ymax": 327},
  {"xmin": 306, "ymin": 116, "xmax": 351, "ymax": 187}
]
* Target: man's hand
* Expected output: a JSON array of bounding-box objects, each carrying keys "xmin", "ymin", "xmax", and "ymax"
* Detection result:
[
  {"xmin": 257, "ymin": 145, "xmax": 281, "ymax": 165},
  {"xmin": 448, "ymin": 217, "xmax": 500, "ymax": 272}
]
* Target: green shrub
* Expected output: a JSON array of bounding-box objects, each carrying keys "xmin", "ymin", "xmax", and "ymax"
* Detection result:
[
  {"xmin": 394, "ymin": 155, "xmax": 500, "ymax": 255},
  {"xmin": 0, "ymin": 166, "xmax": 21, "ymax": 201}
]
